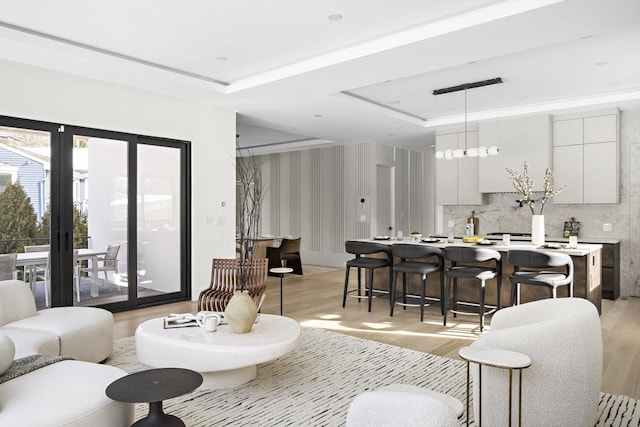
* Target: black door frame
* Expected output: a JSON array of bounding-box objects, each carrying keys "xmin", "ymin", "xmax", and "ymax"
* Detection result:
[{"xmin": 0, "ymin": 115, "xmax": 191, "ymax": 311}]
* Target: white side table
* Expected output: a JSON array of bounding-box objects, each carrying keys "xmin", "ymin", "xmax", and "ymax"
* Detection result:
[
  {"xmin": 458, "ymin": 346, "xmax": 531, "ymax": 427},
  {"xmin": 269, "ymin": 267, "xmax": 293, "ymax": 315}
]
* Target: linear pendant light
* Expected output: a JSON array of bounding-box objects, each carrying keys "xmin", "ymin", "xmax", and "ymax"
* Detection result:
[{"xmin": 434, "ymin": 78, "xmax": 502, "ymax": 160}]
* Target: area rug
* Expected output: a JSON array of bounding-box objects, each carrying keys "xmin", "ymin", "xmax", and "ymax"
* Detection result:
[{"xmin": 107, "ymin": 328, "xmax": 639, "ymax": 427}]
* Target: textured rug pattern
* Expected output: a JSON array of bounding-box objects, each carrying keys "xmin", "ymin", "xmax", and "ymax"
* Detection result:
[{"xmin": 107, "ymin": 328, "xmax": 639, "ymax": 427}]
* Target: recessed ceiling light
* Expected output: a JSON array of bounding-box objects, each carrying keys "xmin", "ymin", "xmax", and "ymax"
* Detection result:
[
  {"xmin": 328, "ymin": 14, "xmax": 342, "ymax": 21},
  {"xmin": 386, "ymin": 100, "xmax": 401, "ymax": 105},
  {"xmin": 388, "ymin": 133, "xmax": 395, "ymax": 136},
  {"xmin": 216, "ymin": 56, "xmax": 227, "ymax": 61},
  {"xmin": 596, "ymin": 61, "xmax": 608, "ymax": 66},
  {"xmin": 314, "ymin": 114, "xmax": 323, "ymax": 117}
]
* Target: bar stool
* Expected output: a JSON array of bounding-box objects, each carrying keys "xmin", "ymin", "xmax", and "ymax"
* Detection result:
[
  {"xmin": 508, "ymin": 249, "xmax": 573, "ymax": 306},
  {"xmin": 390, "ymin": 244, "xmax": 444, "ymax": 321},
  {"xmin": 343, "ymin": 241, "xmax": 393, "ymax": 312},
  {"xmin": 443, "ymin": 246, "xmax": 502, "ymax": 332}
]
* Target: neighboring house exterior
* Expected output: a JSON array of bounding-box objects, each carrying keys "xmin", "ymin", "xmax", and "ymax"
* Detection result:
[
  {"xmin": 0, "ymin": 141, "xmax": 50, "ymax": 222},
  {"xmin": 0, "ymin": 140, "xmax": 88, "ymax": 222}
]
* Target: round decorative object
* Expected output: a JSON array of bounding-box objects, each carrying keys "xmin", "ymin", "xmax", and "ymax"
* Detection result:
[
  {"xmin": 224, "ymin": 290, "xmax": 258, "ymax": 334},
  {"xmin": 0, "ymin": 335, "xmax": 15, "ymax": 375}
]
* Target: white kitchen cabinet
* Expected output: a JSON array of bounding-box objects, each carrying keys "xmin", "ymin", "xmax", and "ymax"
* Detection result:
[
  {"xmin": 553, "ymin": 119, "xmax": 583, "ymax": 146},
  {"xmin": 553, "ymin": 145, "xmax": 583, "ymax": 204},
  {"xmin": 435, "ymin": 133, "xmax": 458, "ymax": 205},
  {"xmin": 552, "ymin": 112, "xmax": 619, "ymax": 204},
  {"xmin": 435, "ymin": 131, "xmax": 486, "ymax": 205},
  {"xmin": 478, "ymin": 115, "xmax": 552, "ymax": 193},
  {"xmin": 584, "ymin": 115, "xmax": 617, "ymax": 144},
  {"xmin": 584, "ymin": 141, "xmax": 618, "ymax": 203}
]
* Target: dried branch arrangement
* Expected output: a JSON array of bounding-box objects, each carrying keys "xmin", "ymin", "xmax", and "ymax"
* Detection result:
[
  {"xmin": 506, "ymin": 161, "xmax": 565, "ymax": 215},
  {"xmin": 236, "ymin": 149, "xmax": 264, "ymax": 290}
]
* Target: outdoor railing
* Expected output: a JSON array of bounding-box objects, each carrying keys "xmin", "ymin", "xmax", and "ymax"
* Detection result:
[{"xmin": 0, "ymin": 236, "xmax": 91, "ymax": 254}]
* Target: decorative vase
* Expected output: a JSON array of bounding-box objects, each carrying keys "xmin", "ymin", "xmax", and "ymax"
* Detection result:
[
  {"xmin": 224, "ymin": 290, "xmax": 258, "ymax": 334},
  {"xmin": 531, "ymin": 214, "xmax": 545, "ymax": 246}
]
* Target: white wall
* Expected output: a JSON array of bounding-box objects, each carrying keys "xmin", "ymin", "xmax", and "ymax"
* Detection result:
[
  {"xmin": 0, "ymin": 59, "xmax": 237, "ymax": 299},
  {"xmin": 259, "ymin": 143, "xmax": 434, "ymax": 268}
]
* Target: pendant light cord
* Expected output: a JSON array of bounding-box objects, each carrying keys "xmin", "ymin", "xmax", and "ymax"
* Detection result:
[{"xmin": 464, "ymin": 87, "xmax": 468, "ymax": 154}]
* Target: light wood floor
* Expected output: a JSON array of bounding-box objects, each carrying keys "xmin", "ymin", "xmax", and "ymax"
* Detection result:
[{"xmin": 113, "ymin": 266, "xmax": 640, "ymax": 399}]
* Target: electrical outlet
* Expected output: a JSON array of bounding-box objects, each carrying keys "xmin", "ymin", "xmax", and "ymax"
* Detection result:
[{"xmin": 603, "ymin": 223, "xmax": 613, "ymax": 232}]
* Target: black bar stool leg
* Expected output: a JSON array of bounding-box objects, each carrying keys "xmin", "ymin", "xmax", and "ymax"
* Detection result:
[{"xmin": 342, "ymin": 266, "xmax": 350, "ymax": 307}]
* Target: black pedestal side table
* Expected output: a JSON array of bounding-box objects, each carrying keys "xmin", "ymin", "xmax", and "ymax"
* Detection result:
[
  {"xmin": 106, "ymin": 367, "xmax": 203, "ymax": 427},
  {"xmin": 269, "ymin": 267, "xmax": 293, "ymax": 315}
]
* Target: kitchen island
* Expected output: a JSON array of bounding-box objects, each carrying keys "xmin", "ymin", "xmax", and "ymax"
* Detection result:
[{"xmin": 356, "ymin": 238, "xmax": 602, "ymax": 313}]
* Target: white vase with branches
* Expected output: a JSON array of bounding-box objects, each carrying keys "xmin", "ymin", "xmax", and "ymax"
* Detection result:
[
  {"xmin": 226, "ymin": 148, "xmax": 265, "ymax": 333},
  {"xmin": 506, "ymin": 161, "xmax": 566, "ymax": 246}
]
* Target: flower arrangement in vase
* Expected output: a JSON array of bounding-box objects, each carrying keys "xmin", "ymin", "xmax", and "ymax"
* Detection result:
[{"xmin": 506, "ymin": 161, "xmax": 565, "ymax": 246}]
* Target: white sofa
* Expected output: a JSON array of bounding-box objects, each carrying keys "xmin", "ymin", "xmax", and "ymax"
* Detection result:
[
  {"xmin": 0, "ymin": 280, "xmax": 113, "ymax": 362},
  {"xmin": 465, "ymin": 297, "xmax": 602, "ymax": 427},
  {"xmin": 0, "ymin": 335, "xmax": 134, "ymax": 427}
]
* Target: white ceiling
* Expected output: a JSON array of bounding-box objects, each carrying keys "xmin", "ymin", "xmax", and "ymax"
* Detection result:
[{"xmin": 0, "ymin": 0, "xmax": 639, "ymax": 154}]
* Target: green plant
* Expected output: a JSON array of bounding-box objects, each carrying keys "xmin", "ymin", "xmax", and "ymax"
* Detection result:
[
  {"xmin": 411, "ymin": 230, "xmax": 421, "ymax": 235},
  {"xmin": 0, "ymin": 182, "xmax": 38, "ymax": 254}
]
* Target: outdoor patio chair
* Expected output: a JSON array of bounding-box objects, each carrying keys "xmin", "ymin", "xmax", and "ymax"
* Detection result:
[
  {"xmin": 81, "ymin": 244, "xmax": 120, "ymax": 284},
  {"xmin": 0, "ymin": 253, "xmax": 17, "ymax": 281}
]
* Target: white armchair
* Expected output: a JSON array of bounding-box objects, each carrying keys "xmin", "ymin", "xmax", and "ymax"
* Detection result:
[{"xmin": 462, "ymin": 297, "xmax": 602, "ymax": 427}]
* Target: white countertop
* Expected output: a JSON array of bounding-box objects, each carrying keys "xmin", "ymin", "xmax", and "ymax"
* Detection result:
[{"xmin": 362, "ymin": 237, "xmax": 602, "ymax": 257}]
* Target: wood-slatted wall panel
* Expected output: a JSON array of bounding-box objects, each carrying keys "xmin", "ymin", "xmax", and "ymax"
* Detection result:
[
  {"xmin": 269, "ymin": 154, "xmax": 280, "ymax": 236},
  {"xmin": 289, "ymin": 151, "xmax": 302, "ymax": 239},
  {"xmin": 331, "ymin": 146, "xmax": 345, "ymax": 252},
  {"xmin": 357, "ymin": 144, "xmax": 372, "ymax": 238},
  {"xmin": 309, "ymin": 149, "xmax": 322, "ymax": 251}
]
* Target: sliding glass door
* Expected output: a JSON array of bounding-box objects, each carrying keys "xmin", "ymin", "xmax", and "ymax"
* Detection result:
[
  {"xmin": 69, "ymin": 131, "xmax": 130, "ymax": 306},
  {"xmin": 0, "ymin": 115, "xmax": 190, "ymax": 311},
  {"xmin": 136, "ymin": 141, "xmax": 186, "ymax": 301},
  {"xmin": 0, "ymin": 120, "xmax": 55, "ymax": 310}
]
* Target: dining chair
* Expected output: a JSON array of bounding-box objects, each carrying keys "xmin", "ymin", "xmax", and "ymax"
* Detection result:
[
  {"xmin": 343, "ymin": 241, "xmax": 393, "ymax": 312},
  {"xmin": 267, "ymin": 238, "xmax": 303, "ymax": 275},
  {"xmin": 508, "ymin": 249, "xmax": 573, "ymax": 306},
  {"xmin": 81, "ymin": 244, "xmax": 120, "ymax": 284},
  {"xmin": 0, "ymin": 253, "xmax": 17, "ymax": 281},
  {"xmin": 443, "ymin": 246, "xmax": 502, "ymax": 332},
  {"xmin": 23, "ymin": 244, "xmax": 50, "ymax": 284},
  {"xmin": 73, "ymin": 249, "xmax": 81, "ymax": 302},
  {"xmin": 390, "ymin": 244, "xmax": 444, "ymax": 321}
]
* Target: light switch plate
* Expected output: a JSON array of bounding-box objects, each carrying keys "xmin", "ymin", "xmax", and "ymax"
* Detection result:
[{"xmin": 603, "ymin": 223, "xmax": 612, "ymax": 232}]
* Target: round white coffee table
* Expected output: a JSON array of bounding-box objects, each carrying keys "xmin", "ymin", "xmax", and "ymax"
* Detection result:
[{"xmin": 135, "ymin": 314, "xmax": 301, "ymax": 389}]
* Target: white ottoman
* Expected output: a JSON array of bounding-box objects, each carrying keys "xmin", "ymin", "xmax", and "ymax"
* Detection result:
[{"xmin": 346, "ymin": 384, "xmax": 463, "ymax": 427}]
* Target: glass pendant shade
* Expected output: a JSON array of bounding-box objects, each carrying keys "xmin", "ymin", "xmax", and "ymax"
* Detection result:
[{"xmin": 452, "ymin": 149, "xmax": 465, "ymax": 158}]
